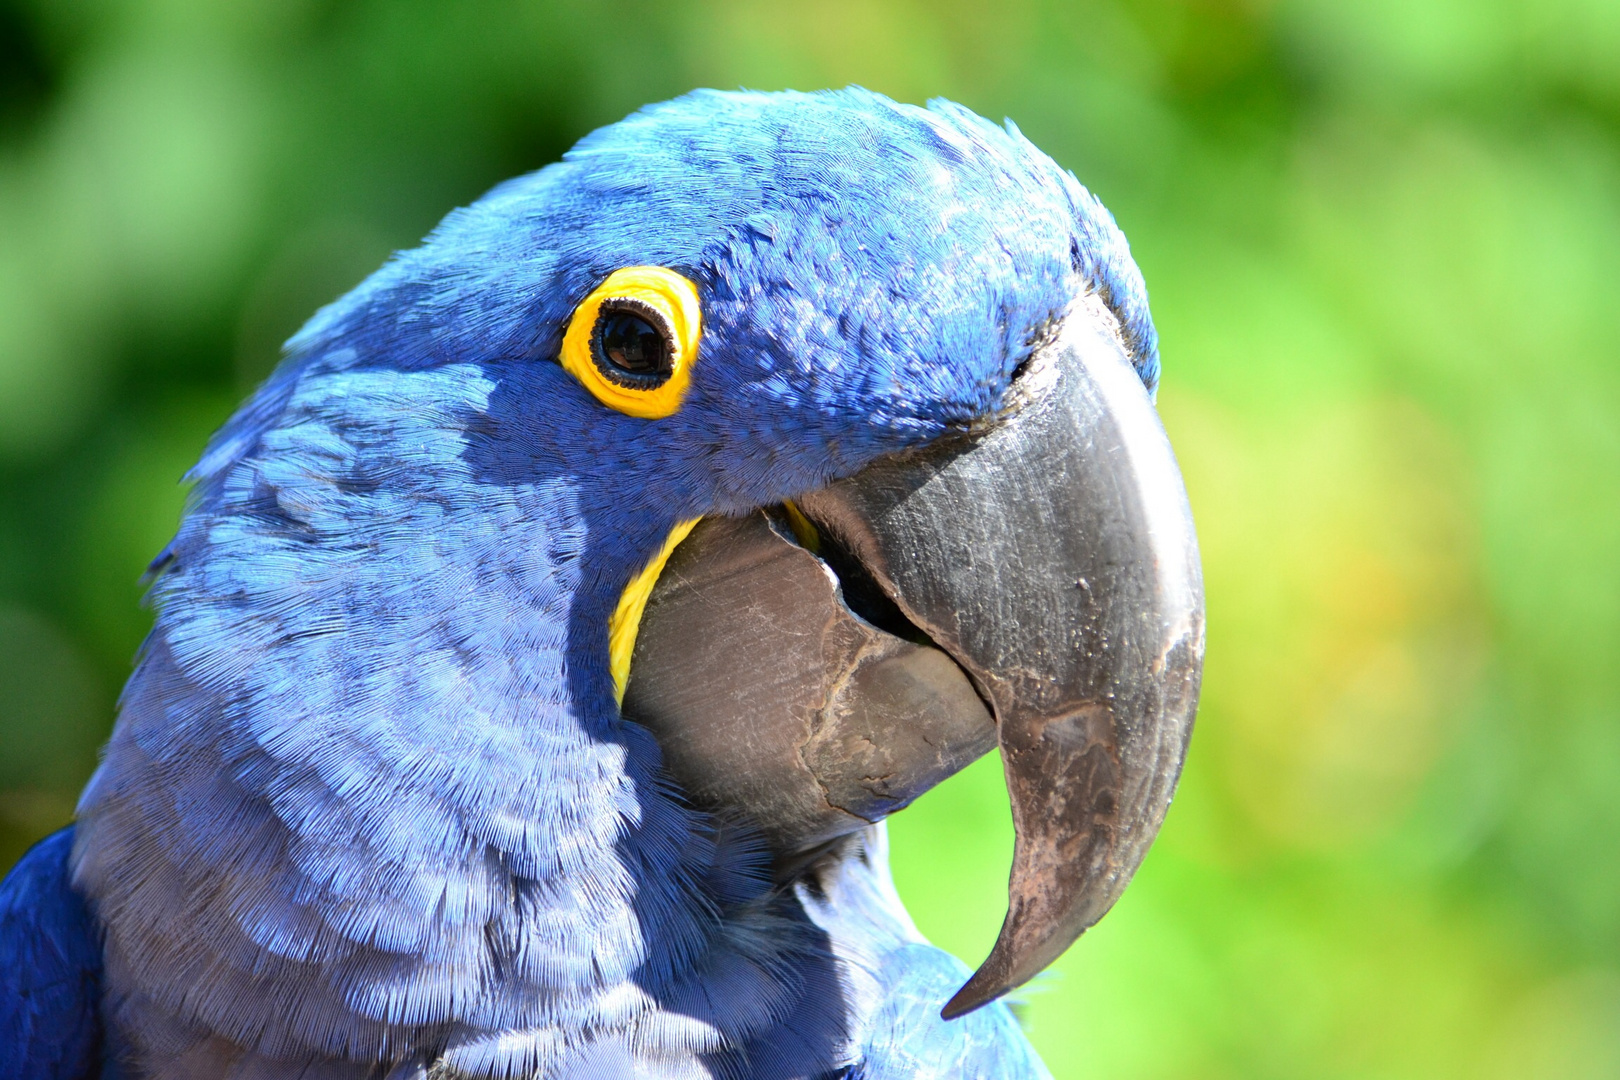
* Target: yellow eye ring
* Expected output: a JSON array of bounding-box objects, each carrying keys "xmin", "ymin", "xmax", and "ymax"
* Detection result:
[{"xmin": 559, "ymin": 266, "xmax": 702, "ymax": 419}]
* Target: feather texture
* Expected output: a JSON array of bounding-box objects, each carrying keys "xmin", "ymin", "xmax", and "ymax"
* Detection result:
[{"xmin": 0, "ymin": 828, "xmax": 104, "ymax": 1079}]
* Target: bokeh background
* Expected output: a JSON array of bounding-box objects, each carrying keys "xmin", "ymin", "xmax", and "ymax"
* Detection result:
[{"xmin": 2, "ymin": 0, "xmax": 1618, "ymax": 1075}]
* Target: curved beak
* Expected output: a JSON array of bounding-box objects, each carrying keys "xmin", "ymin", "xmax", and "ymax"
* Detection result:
[{"xmin": 622, "ymin": 299, "xmax": 1204, "ymax": 1018}]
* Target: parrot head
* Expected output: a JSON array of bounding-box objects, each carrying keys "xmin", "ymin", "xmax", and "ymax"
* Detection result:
[{"xmin": 145, "ymin": 86, "xmax": 1200, "ymax": 1041}]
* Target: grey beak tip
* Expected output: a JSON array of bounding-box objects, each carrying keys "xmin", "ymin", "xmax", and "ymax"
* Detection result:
[
  {"xmin": 939, "ymin": 986, "xmax": 984, "ymax": 1021},
  {"xmin": 940, "ymin": 952, "xmax": 1026, "ymax": 1018}
]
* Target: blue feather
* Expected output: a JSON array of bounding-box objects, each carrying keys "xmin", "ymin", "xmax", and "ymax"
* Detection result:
[
  {"xmin": 800, "ymin": 827, "xmax": 1051, "ymax": 1080},
  {"xmin": 0, "ymin": 828, "xmax": 103, "ymax": 1079}
]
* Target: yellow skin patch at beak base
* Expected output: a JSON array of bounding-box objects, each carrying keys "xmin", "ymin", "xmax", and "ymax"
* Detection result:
[
  {"xmin": 610, "ymin": 517, "xmax": 701, "ymax": 705},
  {"xmin": 779, "ymin": 499, "xmax": 821, "ymax": 554}
]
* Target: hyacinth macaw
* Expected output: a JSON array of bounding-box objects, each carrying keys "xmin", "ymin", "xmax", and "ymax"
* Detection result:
[{"xmin": 0, "ymin": 88, "xmax": 1203, "ymax": 1079}]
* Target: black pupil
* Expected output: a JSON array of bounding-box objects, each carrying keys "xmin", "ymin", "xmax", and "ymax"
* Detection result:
[{"xmin": 597, "ymin": 309, "xmax": 670, "ymax": 379}]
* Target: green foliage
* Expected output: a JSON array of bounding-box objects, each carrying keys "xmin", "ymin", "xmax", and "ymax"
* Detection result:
[{"xmin": 2, "ymin": 0, "xmax": 1617, "ymax": 1073}]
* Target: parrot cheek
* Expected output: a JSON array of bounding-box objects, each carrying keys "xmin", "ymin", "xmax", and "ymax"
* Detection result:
[{"xmin": 623, "ymin": 295, "xmax": 1204, "ymax": 1019}]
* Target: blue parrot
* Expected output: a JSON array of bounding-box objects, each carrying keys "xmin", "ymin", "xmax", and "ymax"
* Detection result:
[{"xmin": 0, "ymin": 88, "xmax": 1203, "ymax": 1079}]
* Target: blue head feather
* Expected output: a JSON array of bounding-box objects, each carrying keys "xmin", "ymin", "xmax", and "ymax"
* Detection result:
[{"xmin": 73, "ymin": 88, "xmax": 1155, "ymax": 1078}]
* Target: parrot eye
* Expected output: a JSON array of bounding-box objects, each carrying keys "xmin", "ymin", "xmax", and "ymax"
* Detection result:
[
  {"xmin": 594, "ymin": 301, "xmax": 674, "ymax": 385},
  {"xmin": 559, "ymin": 266, "xmax": 702, "ymax": 419}
]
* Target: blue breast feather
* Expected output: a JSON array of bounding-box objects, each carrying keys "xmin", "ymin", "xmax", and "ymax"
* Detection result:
[
  {"xmin": 0, "ymin": 828, "xmax": 103, "ymax": 1080},
  {"xmin": 1, "ymin": 87, "xmax": 1154, "ymax": 1077}
]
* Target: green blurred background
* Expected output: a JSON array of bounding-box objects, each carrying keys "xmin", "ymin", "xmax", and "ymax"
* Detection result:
[{"xmin": 2, "ymin": 0, "xmax": 1618, "ymax": 1075}]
